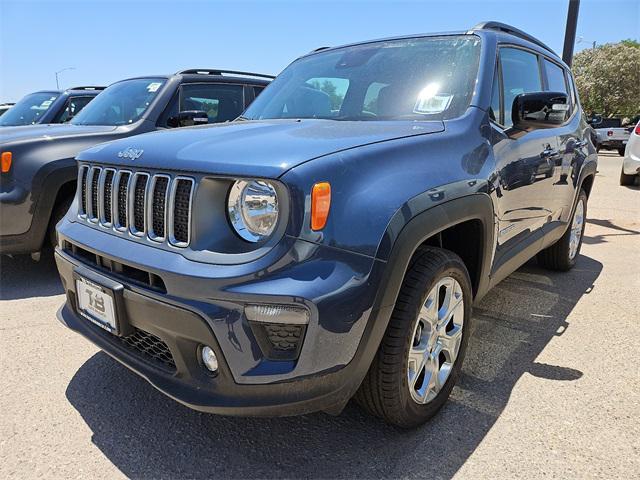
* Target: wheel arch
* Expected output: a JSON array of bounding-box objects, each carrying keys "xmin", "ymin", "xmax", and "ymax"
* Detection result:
[{"xmin": 374, "ymin": 193, "xmax": 495, "ymax": 311}]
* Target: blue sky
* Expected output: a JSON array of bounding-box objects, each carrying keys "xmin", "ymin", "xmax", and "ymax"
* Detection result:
[{"xmin": 1, "ymin": 0, "xmax": 638, "ymax": 101}]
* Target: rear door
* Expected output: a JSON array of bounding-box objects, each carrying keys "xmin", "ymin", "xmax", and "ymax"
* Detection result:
[
  {"xmin": 490, "ymin": 46, "xmax": 561, "ymax": 261},
  {"xmin": 543, "ymin": 59, "xmax": 585, "ymax": 217}
]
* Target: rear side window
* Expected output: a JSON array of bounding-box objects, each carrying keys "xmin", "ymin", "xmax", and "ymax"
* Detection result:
[
  {"xmin": 56, "ymin": 96, "xmax": 94, "ymax": 123},
  {"xmin": 180, "ymin": 83, "xmax": 244, "ymax": 123},
  {"xmin": 544, "ymin": 59, "xmax": 568, "ymax": 95},
  {"xmin": 499, "ymin": 47, "xmax": 542, "ymax": 128},
  {"xmin": 544, "ymin": 59, "xmax": 571, "ymax": 121}
]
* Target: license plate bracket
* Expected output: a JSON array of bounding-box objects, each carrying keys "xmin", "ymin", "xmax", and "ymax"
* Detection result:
[{"xmin": 73, "ymin": 266, "xmax": 130, "ymax": 336}]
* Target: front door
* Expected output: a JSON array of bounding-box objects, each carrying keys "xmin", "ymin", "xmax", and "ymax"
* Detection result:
[{"xmin": 490, "ymin": 47, "xmax": 563, "ymax": 263}]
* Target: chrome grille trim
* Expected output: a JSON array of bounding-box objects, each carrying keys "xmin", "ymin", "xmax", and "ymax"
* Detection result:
[
  {"xmin": 168, "ymin": 176, "xmax": 195, "ymax": 248},
  {"xmin": 77, "ymin": 165, "xmax": 89, "ymax": 218},
  {"xmin": 87, "ymin": 166, "xmax": 102, "ymax": 223},
  {"xmin": 129, "ymin": 172, "xmax": 150, "ymax": 237},
  {"xmin": 147, "ymin": 174, "xmax": 170, "ymax": 242},
  {"xmin": 99, "ymin": 168, "xmax": 116, "ymax": 227},
  {"xmin": 77, "ymin": 165, "xmax": 194, "ymax": 249},
  {"xmin": 114, "ymin": 170, "xmax": 132, "ymax": 231}
]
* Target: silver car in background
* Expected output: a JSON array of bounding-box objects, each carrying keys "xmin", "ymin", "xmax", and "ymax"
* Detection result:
[{"xmin": 620, "ymin": 121, "xmax": 640, "ymax": 185}]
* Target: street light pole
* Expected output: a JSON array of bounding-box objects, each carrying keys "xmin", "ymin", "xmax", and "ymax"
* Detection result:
[
  {"xmin": 562, "ymin": 0, "xmax": 581, "ymax": 66},
  {"xmin": 55, "ymin": 67, "xmax": 75, "ymax": 90}
]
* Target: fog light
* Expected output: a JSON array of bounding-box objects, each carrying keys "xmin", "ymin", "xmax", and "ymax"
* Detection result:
[{"xmin": 201, "ymin": 346, "xmax": 218, "ymax": 373}]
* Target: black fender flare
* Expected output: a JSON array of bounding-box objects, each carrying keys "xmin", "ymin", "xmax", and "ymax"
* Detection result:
[
  {"xmin": 375, "ymin": 192, "xmax": 495, "ymax": 308},
  {"xmin": 335, "ymin": 193, "xmax": 496, "ymax": 409},
  {"xmin": 29, "ymin": 158, "xmax": 78, "ymax": 250}
]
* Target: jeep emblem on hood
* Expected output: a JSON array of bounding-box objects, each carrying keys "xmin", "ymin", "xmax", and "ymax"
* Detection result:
[{"xmin": 117, "ymin": 147, "xmax": 144, "ymax": 160}]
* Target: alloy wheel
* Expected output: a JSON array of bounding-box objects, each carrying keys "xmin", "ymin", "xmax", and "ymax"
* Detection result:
[{"xmin": 407, "ymin": 276, "xmax": 464, "ymax": 404}]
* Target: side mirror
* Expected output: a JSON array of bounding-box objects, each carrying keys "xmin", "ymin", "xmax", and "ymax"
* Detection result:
[
  {"xmin": 512, "ymin": 91, "xmax": 569, "ymax": 131},
  {"xmin": 167, "ymin": 110, "xmax": 209, "ymax": 128}
]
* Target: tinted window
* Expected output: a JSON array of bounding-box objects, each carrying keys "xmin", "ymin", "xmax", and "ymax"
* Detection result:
[
  {"xmin": 0, "ymin": 92, "xmax": 59, "ymax": 126},
  {"xmin": 253, "ymin": 86, "xmax": 265, "ymax": 98},
  {"xmin": 244, "ymin": 36, "xmax": 481, "ymax": 121},
  {"xmin": 500, "ymin": 48, "xmax": 542, "ymax": 128},
  {"xmin": 180, "ymin": 83, "xmax": 244, "ymax": 123},
  {"xmin": 56, "ymin": 96, "xmax": 94, "ymax": 123},
  {"xmin": 489, "ymin": 67, "xmax": 500, "ymax": 123},
  {"xmin": 544, "ymin": 59, "xmax": 568, "ymax": 95},
  {"xmin": 71, "ymin": 78, "xmax": 165, "ymax": 126}
]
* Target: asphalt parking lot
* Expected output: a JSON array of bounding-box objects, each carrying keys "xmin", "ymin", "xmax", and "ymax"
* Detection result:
[{"xmin": 1, "ymin": 152, "xmax": 638, "ymax": 479}]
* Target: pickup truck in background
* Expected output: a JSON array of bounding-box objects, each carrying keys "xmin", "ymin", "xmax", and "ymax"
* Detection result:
[{"xmin": 591, "ymin": 116, "xmax": 632, "ymax": 156}]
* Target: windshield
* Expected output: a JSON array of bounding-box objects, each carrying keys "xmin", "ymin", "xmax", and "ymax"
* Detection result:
[
  {"xmin": 71, "ymin": 78, "xmax": 166, "ymax": 126},
  {"xmin": 0, "ymin": 92, "xmax": 59, "ymax": 126},
  {"xmin": 243, "ymin": 35, "xmax": 481, "ymax": 122}
]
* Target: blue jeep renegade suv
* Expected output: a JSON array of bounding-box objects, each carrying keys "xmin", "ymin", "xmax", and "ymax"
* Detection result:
[{"xmin": 54, "ymin": 22, "xmax": 597, "ymax": 427}]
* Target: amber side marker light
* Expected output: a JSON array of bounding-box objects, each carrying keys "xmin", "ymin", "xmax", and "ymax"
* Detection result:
[
  {"xmin": 311, "ymin": 182, "xmax": 331, "ymax": 231},
  {"xmin": 1, "ymin": 152, "xmax": 12, "ymax": 173}
]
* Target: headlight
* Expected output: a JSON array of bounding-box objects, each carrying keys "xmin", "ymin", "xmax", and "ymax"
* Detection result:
[{"xmin": 227, "ymin": 180, "xmax": 279, "ymax": 242}]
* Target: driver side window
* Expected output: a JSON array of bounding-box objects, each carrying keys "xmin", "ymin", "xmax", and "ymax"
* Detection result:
[{"xmin": 498, "ymin": 47, "xmax": 542, "ymax": 128}]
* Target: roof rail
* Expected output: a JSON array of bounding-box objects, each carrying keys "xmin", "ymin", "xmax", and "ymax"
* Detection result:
[
  {"xmin": 470, "ymin": 21, "xmax": 557, "ymax": 56},
  {"xmin": 176, "ymin": 69, "xmax": 275, "ymax": 80},
  {"xmin": 310, "ymin": 46, "xmax": 331, "ymax": 54},
  {"xmin": 69, "ymin": 86, "xmax": 106, "ymax": 91}
]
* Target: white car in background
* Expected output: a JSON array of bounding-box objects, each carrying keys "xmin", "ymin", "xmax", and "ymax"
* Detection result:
[{"xmin": 620, "ymin": 121, "xmax": 640, "ymax": 186}]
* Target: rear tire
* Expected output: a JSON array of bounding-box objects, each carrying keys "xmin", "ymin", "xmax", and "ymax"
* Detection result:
[
  {"xmin": 618, "ymin": 148, "xmax": 626, "ymax": 156},
  {"xmin": 620, "ymin": 167, "xmax": 635, "ymax": 186},
  {"xmin": 537, "ymin": 189, "xmax": 587, "ymax": 271},
  {"xmin": 355, "ymin": 247, "xmax": 473, "ymax": 428}
]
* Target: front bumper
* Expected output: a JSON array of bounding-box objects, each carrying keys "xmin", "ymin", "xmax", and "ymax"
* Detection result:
[{"xmin": 55, "ymin": 221, "xmax": 391, "ymax": 416}]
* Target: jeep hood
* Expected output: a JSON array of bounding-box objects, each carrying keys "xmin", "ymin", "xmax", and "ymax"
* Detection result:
[
  {"xmin": 77, "ymin": 119, "xmax": 445, "ymax": 177},
  {"xmin": 0, "ymin": 124, "xmax": 118, "ymax": 145}
]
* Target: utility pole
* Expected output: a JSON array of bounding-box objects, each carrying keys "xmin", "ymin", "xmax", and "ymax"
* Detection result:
[{"xmin": 562, "ymin": 0, "xmax": 581, "ymax": 66}]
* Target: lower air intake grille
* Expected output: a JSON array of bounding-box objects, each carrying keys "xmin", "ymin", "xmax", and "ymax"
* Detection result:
[
  {"xmin": 172, "ymin": 179, "xmax": 192, "ymax": 244},
  {"xmin": 249, "ymin": 321, "xmax": 306, "ymax": 361},
  {"xmin": 121, "ymin": 327, "xmax": 176, "ymax": 370},
  {"xmin": 264, "ymin": 324, "xmax": 304, "ymax": 352}
]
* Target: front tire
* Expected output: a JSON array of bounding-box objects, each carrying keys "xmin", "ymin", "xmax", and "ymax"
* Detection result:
[
  {"xmin": 355, "ymin": 247, "xmax": 472, "ymax": 428},
  {"xmin": 537, "ymin": 189, "xmax": 587, "ymax": 271}
]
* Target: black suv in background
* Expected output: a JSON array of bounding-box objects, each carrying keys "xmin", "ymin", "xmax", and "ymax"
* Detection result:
[
  {"xmin": 0, "ymin": 69, "xmax": 273, "ymax": 257},
  {"xmin": 0, "ymin": 87, "xmax": 105, "ymax": 126}
]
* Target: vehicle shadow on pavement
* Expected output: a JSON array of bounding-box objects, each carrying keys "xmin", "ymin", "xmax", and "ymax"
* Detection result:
[
  {"xmin": 65, "ymin": 256, "xmax": 602, "ymax": 479},
  {"xmin": 583, "ymin": 218, "xmax": 640, "ymax": 246},
  {"xmin": 0, "ymin": 253, "xmax": 63, "ymax": 300}
]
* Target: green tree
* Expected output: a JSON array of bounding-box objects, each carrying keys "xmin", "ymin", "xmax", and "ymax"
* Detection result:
[
  {"xmin": 573, "ymin": 40, "xmax": 640, "ymax": 117},
  {"xmin": 309, "ymin": 80, "xmax": 344, "ymax": 110}
]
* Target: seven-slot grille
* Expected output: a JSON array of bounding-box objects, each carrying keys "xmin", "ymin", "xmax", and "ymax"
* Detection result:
[{"xmin": 78, "ymin": 165, "xmax": 194, "ymax": 247}]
